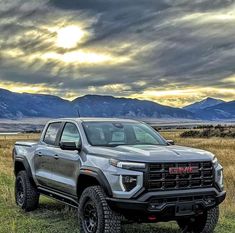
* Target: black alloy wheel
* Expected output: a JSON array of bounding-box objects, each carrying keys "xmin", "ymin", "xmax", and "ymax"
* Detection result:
[
  {"xmin": 83, "ymin": 199, "xmax": 98, "ymax": 233},
  {"xmin": 78, "ymin": 186, "xmax": 121, "ymax": 233},
  {"xmin": 15, "ymin": 171, "xmax": 39, "ymax": 211},
  {"xmin": 16, "ymin": 177, "xmax": 24, "ymax": 206}
]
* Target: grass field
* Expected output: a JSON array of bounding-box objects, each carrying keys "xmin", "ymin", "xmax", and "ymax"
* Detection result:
[{"xmin": 0, "ymin": 132, "xmax": 235, "ymax": 233}]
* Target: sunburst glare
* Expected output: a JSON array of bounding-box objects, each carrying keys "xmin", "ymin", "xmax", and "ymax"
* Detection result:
[{"xmin": 56, "ymin": 25, "xmax": 86, "ymax": 49}]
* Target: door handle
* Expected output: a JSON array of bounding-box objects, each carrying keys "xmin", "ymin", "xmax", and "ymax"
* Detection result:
[{"xmin": 54, "ymin": 154, "xmax": 59, "ymax": 160}]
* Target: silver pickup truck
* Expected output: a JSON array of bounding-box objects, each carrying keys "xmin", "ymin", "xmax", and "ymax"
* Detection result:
[{"xmin": 13, "ymin": 118, "xmax": 226, "ymax": 233}]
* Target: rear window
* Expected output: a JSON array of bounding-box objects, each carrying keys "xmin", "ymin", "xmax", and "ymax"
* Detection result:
[{"xmin": 43, "ymin": 122, "xmax": 61, "ymax": 145}]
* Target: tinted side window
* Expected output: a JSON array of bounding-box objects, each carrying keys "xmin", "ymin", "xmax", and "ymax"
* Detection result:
[
  {"xmin": 60, "ymin": 123, "xmax": 81, "ymax": 147},
  {"xmin": 44, "ymin": 122, "xmax": 61, "ymax": 145}
]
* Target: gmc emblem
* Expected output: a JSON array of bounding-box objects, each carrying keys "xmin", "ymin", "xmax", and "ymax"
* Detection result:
[{"xmin": 169, "ymin": 166, "xmax": 198, "ymax": 174}]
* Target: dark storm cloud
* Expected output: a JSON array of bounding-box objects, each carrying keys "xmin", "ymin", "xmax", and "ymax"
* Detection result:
[
  {"xmin": 49, "ymin": 0, "xmax": 234, "ymax": 11},
  {"xmin": 0, "ymin": 0, "xmax": 235, "ymax": 105},
  {"xmin": 50, "ymin": 0, "xmax": 235, "ymax": 90}
]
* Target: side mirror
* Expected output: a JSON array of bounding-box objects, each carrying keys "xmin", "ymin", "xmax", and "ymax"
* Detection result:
[
  {"xmin": 166, "ymin": 140, "xmax": 175, "ymax": 145},
  {"xmin": 59, "ymin": 141, "xmax": 80, "ymax": 151}
]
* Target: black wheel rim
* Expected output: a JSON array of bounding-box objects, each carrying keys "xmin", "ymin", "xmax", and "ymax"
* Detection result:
[
  {"xmin": 16, "ymin": 178, "xmax": 24, "ymax": 206},
  {"xmin": 83, "ymin": 199, "xmax": 98, "ymax": 233}
]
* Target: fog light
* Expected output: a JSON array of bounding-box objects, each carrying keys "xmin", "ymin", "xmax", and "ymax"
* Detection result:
[{"xmin": 121, "ymin": 175, "xmax": 137, "ymax": 192}]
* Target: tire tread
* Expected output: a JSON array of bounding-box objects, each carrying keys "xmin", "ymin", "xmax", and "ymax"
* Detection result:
[
  {"xmin": 178, "ymin": 206, "xmax": 219, "ymax": 233},
  {"xmin": 78, "ymin": 185, "xmax": 121, "ymax": 233},
  {"xmin": 16, "ymin": 170, "xmax": 39, "ymax": 211}
]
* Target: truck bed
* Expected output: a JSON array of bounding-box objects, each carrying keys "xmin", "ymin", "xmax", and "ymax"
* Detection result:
[{"xmin": 15, "ymin": 141, "xmax": 38, "ymax": 147}]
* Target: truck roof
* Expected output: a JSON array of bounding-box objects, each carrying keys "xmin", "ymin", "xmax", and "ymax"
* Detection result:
[{"xmin": 49, "ymin": 117, "xmax": 139, "ymax": 123}]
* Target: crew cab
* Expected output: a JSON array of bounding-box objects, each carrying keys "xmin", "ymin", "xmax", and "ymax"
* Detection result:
[{"xmin": 13, "ymin": 118, "xmax": 226, "ymax": 233}]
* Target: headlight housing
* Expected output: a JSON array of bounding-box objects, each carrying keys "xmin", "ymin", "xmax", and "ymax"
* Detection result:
[
  {"xmin": 110, "ymin": 159, "xmax": 146, "ymax": 170},
  {"xmin": 109, "ymin": 159, "xmax": 144, "ymax": 192},
  {"xmin": 212, "ymin": 157, "xmax": 219, "ymax": 167},
  {"xmin": 216, "ymin": 169, "xmax": 224, "ymax": 188},
  {"xmin": 213, "ymin": 157, "xmax": 224, "ymax": 190}
]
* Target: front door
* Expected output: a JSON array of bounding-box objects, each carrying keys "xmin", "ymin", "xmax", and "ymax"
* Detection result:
[{"xmin": 51, "ymin": 122, "xmax": 81, "ymax": 196}]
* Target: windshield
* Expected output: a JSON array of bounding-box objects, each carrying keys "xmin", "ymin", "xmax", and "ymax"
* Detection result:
[{"xmin": 82, "ymin": 121, "xmax": 167, "ymax": 147}]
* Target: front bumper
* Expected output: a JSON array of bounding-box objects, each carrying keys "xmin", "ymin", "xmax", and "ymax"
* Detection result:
[{"xmin": 107, "ymin": 188, "xmax": 226, "ymax": 221}]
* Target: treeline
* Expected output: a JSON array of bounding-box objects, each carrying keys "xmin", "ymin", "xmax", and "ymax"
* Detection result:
[
  {"xmin": 181, "ymin": 125, "xmax": 235, "ymax": 138},
  {"xmin": 22, "ymin": 129, "xmax": 42, "ymax": 134}
]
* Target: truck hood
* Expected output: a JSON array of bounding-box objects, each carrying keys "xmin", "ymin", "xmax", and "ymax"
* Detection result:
[{"xmin": 86, "ymin": 144, "xmax": 214, "ymax": 163}]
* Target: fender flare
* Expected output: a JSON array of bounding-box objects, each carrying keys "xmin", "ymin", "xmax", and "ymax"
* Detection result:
[
  {"xmin": 79, "ymin": 166, "xmax": 113, "ymax": 197},
  {"xmin": 14, "ymin": 157, "xmax": 33, "ymax": 181}
]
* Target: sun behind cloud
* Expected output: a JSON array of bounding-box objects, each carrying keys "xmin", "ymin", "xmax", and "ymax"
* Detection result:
[
  {"xmin": 56, "ymin": 25, "xmax": 86, "ymax": 49},
  {"xmin": 42, "ymin": 51, "xmax": 114, "ymax": 64}
]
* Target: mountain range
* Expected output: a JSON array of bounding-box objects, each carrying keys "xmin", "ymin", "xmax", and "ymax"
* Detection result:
[
  {"xmin": 0, "ymin": 88, "xmax": 234, "ymax": 120},
  {"xmin": 183, "ymin": 97, "xmax": 225, "ymax": 113},
  {"xmin": 193, "ymin": 100, "xmax": 235, "ymax": 120}
]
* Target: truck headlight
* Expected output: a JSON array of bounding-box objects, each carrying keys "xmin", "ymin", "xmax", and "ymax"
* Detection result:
[
  {"xmin": 212, "ymin": 157, "xmax": 219, "ymax": 167},
  {"xmin": 110, "ymin": 159, "xmax": 146, "ymax": 170},
  {"xmin": 120, "ymin": 175, "xmax": 137, "ymax": 192},
  {"xmin": 213, "ymin": 157, "xmax": 224, "ymax": 190},
  {"xmin": 216, "ymin": 169, "xmax": 224, "ymax": 189}
]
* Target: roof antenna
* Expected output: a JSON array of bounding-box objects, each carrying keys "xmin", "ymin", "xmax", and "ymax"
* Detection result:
[{"xmin": 77, "ymin": 106, "xmax": 81, "ymax": 118}]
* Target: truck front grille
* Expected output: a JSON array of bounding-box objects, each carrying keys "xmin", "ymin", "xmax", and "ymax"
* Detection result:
[{"xmin": 146, "ymin": 161, "xmax": 214, "ymax": 191}]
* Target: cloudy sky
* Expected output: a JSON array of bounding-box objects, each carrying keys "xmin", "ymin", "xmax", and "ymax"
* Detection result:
[{"xmin": 0, "ymin": 0, "xmax": 235, "ymax": 107}]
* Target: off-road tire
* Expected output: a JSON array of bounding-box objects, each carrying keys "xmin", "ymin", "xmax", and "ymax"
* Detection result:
[
  {"xmin": 177, "ymin": 206, "xmax": 219, "ymax": 233},
  {"xmin": 15, "ymin": 170, "xmax": 39, "ymax": 211},
  {"xmin": 78, "ymin": 185, "xmax": 121, "ymax": 233}
]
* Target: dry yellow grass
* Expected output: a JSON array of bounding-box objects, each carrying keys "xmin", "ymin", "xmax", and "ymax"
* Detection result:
[{"xmin": 0, "ymin": 132, "xmax": 234, "ymax": 233}]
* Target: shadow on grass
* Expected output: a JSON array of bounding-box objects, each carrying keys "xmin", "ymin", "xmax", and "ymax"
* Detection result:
[
  {"xmin": 38, "ymin": 199, "xmax": 67, "ymax": 211},
  {"xmin": 33, "ymin": 198, "xmax": 180, "ymax": 233},
  {"xmin": 30, "ymin": 198, "xmax": 77, "ymax": 220}
]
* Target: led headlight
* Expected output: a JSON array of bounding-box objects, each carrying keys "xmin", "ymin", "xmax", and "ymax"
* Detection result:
[
  {"xmin": 110, "ymin": 159, "xmax": 146, "ymax": 170},
  {"xmin": 212, "ymin": 157, "xmax": 219, "ymax": 167},
  {"xmin": 110, "ymin": 159, "xmax": 144, "ymax": 192},
  {"xmin": 213, "ymin": 157, "xmax": 224, "ymax": 190},
  {"xmin": 216, "ymin": 169, "xmax": 224, "ymax": 189}
]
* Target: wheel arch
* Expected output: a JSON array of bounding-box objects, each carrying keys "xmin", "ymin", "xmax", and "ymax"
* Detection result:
[
  {"xmin": 14, "ymin": 158, "xmax": 34, "ymax": 183},
  {"xmin": 77, "ymin": 167, "xmax": 113, "ymax": 199}
]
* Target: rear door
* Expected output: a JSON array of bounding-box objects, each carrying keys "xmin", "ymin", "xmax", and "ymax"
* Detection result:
[
  {"xmin": 51, "ymin": 122, "xmax": 81, "ymax": 196},
  {"xmin": 34, "ymin": 122, "xmax": 62, "ymax": 187}
]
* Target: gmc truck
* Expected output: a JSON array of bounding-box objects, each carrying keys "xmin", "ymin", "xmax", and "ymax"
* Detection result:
[{"xmin": 13, "ymin": 118, "xmax": 226, "ymax": 233}]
